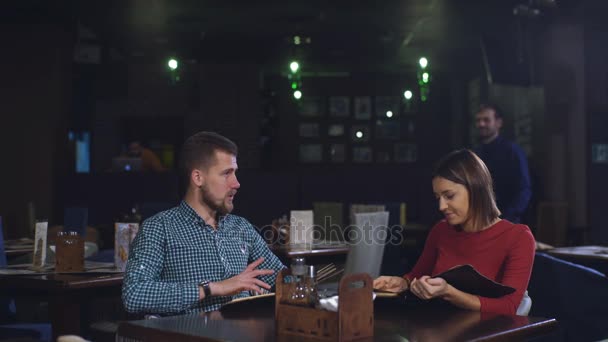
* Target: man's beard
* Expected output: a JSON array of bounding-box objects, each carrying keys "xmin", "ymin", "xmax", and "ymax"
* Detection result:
[
  {"xmin": 478, "ymin": 128, "xmax": 491, "ymax": 137},
  {"xmin": 201, "ymin": 185, "xmax": 233, "ymax": 215},
  {"xmin": 478, "ymin": 129, "xmax": 498, "ymax": 142}
]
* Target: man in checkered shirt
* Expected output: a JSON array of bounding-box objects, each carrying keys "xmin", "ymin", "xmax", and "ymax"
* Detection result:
[{"xmin": 122, "ymin": 131, "xmax": 285, "ymax": 315}]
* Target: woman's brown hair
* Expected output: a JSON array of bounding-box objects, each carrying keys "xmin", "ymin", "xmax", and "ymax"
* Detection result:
[{"xmin": 432, "ymin": 149, "xmax": 501, "ymax": 231}]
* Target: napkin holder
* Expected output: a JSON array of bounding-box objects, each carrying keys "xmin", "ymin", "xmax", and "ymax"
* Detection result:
[{"xmin": 275, "ymin": 269, "xmax": 373, "ymax": 341}]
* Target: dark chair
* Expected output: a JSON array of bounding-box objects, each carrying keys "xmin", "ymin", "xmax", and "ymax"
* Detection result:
[
  {"xmin": 0, "ymin": 216, "xmax": 52, "ymax": 342},
  {"xmin": 529, "ymin": 252, "xmax": 608, "ymax": 341},
  {"xmin": 0, "ymin": 216, "xmax": 16, "ymax": 322},
  {"xmin": 381, "ymin": 202, "xmax": 418, "ymax": 276},
  {"xmin": 87, "ymin": 199, "xmax": 166, "ymax": 263},
  {"xmin": 64, "ymin": 207, "xmax": 89, "ymax": 237}
]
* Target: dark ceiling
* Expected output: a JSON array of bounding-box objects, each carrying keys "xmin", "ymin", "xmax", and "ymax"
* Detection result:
[
  {"xmin": 5, "ymin": 0, "xmax": 564, "ymax": 75},
  {"xmin": 75, "ymin": 0, "xmax": 502, "ymax": 72}
]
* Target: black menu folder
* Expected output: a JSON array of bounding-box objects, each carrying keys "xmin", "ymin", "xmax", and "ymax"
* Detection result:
[{"xmin": 433, "ymin": 264, "xmax": 515, "ymax": 298}]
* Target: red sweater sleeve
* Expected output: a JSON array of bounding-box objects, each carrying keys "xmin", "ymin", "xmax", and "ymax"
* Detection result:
[
  {"xmin": 404, "ymin": 223, "xmax": 440, "ymax": 281},
  {"xmin": 479, "ymin": 226, "xmax": 536, "ymax": 315}
]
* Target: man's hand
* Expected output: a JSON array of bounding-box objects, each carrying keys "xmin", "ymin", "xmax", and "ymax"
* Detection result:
[
  {"xmin": 409, "ymin": 276, "xmax": 449, "ymax": 300},
  {"xmin": 206, "ymin": 258, "xmax": 275, "ymax": 298},
  {"xmin": 373, "ymin": 276, "xmax": 409, "ymax": 293}
]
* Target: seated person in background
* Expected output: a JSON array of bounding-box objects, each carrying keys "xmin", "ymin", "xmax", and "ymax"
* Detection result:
[
  {"xmin": 122, "ymin": 131, "xmax": 285, "ymax": 315},
  {"xmin": 127, "ymin": 141, "xmax": 165, "ymax": 172},
  {"xmin": 373, "ymin": 149, "xmax": 535, "ymax": 315}
]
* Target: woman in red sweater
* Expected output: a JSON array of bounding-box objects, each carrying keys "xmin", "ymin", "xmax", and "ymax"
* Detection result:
[{"xmin": 373, "ymin": 149, "xmax": 535, "ymax": 315}]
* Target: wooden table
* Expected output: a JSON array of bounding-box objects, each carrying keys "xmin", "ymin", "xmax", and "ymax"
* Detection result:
[
  {"xmin": 547, "ymin": 245, "xmax": 608, "ymax": 274},
  {"xmin": 547, "ymin": 245, "xmax": 608, "ymax": 260},
  {"xmin": 0, "ymin": 273, "xmax": 124, "ymax": 340},
  {"xmin": 117, "ymin": 297, "xmax": 557, "ymax": 341}
]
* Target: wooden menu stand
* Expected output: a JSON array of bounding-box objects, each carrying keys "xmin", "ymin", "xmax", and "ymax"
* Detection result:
[{"xmin": 275, "ymin": 269, "xmax": 374, "ymax": 341}]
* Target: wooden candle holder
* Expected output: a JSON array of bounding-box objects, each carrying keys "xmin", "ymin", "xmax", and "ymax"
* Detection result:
[
  {"xmin": 275, "ymin": 269, "xmax": 374, "ymax": 341},
  {"xmin": 55, "ymin": 231, "xmax": 84, "ymax": 273}
]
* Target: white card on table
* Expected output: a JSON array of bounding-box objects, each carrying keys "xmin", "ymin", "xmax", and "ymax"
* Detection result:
[
  {"xmin": 32, "ymin": 221, "xmax": 48, "ymax": 268},
  {"xmin": 290, "ymin": 210, "xmax": 314, "ymax": 245}
]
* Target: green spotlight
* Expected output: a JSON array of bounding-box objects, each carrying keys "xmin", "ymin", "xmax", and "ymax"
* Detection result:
[
  {"xmin": 419, "ymin": 57, "xmax": 428, "ymax": 69},
  {"xmin": 404, "ymin": 90, "xmax": 413, "ymax": 100},
  {"xmin": 293, "ymin": 90, "xmax": 302, "ymax": 100},
  {"xmin": 290, "ymin": 61, "xmax": 300, "ymax": 73},
  {"xmin": 291, "ymin": 81, "xmax": 298, "ymax": 90},
  {"xmin": 422, "ymin": 72, "xmax": 429, "ymax": 83},
  {"xmin": 168, "ymin": 58, "xmax": 178, "ymax": 71}
]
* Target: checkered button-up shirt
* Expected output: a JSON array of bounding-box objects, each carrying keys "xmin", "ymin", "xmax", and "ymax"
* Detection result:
[{"xmin": 122, "ymin": 201, "xmax": 285, "ymax": 315}]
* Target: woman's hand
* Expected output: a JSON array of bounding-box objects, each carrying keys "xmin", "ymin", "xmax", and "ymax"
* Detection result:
[
  {"xmin": 410, "ymin": 276, "xmax": 450, "ymax": 300},
  {"xmin": 373, "ymin": 276, "xmax": 409, "ymax": 293}
]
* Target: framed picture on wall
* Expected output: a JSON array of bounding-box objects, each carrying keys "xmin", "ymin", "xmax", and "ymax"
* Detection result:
[
  {"xmin": 592, "ymin": 144, "xmax": 608, "ymax": 164},
  {"xmin": 402, "ymin": 98, "xmax": 417, "ymax": 114},
  {"xmin": 299, "ymin": 97, "xmax": 323, "ymax": 117},
  {"xmin": 350, "ymin": 125, "xmax": 370, "ymax": 143},
  {"xmin": 329, "ymin": 96, "xmax": 350, "ymax": 117},
  {"xmin": 376, "ymin": 150, "xmax": 391, "ymax": 163},
  {"xmin": 329, "ymin": 144, "xmax": 345, "ymax": 163},
  {"xmin": 354, "ymin": 96, "xmax": 372, "ymax": 120},
  {"xmin": 353, "ymin": 146, "xmax": 373, "ymax": 163},
  {"xmin": 299, "ymin": 123, "xmax": 320, "ymax": 138},
  {"xmin": 328, "ymin": 124, "xmax": 345, "ymax": 137},
  {"xmin": 402, "ymin": 118, "xmax": 416, "ymax": 139},
  {"xmin": 375, "ymin": 120, "xmax": 400, "ymax": 140},
  {"xmin": 300, "ymin": 144, "xmax": 323, "ymax": 163},
  {"xmin": 394, "ymin": 143, "xmax": 417, "ymax": 163},
  {"xmin": 375, "ymin": 96, "xmax": 399, "ymax": 118}
]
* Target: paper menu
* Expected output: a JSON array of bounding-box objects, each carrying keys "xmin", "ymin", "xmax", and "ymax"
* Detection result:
[
  {"xmin": 114, "ymin": 222, "xmax": 140, "ymax": 272},
  {"xmin": 290, "ymin": 210, "xmax": 314, "ymax": 245},
  {"xmin": 433, "ymin": 264, "xmax": 515, "ymax": 298},
  {"xmin": 32, "ymin": 221, "xmax": 48, "ymax": 269}
]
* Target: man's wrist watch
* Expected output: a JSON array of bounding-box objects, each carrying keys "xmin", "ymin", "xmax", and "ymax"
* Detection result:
[{"xmin": 199, "ymin": 280, "xmax": 212, "ymax": 298}]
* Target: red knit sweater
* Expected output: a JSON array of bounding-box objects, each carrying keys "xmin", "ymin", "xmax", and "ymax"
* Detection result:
[{"xmin": 405, "ymin": 219, "xmax": 536, "ymax": 315}]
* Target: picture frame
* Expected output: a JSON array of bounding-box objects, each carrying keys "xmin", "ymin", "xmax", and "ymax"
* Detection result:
[
  {"xmin": 401, "ymin": 93, "xmax": 417, "ymax": 114},
  {"xmin": 351, "ymin": 125, "xmax": 370, "ymax": 143},
  {"xmin": 299, "ymin": 123, "xmax": 320, "ymax": 138},
  {"xmin": 328, "ymin": 124, "xmax": 345, "ymax": 137},
  {"xmin": 299, "ymin": 144, "xmax": 323, "ymax": 163},
  {"xmin": 375, "ymin": 96, "xmax": 399, "ymax": 118},
  {"xmin": 376, "ymin": 151, "xmax": 391, "ymax": 163},
  {"xmin": 354, "ymin": 96, "xmax": 372, "ymax": 120},
  {"xmin": 402, "ymin": 118, "xmax": 416, "ymax": 139},
  {"xmin": 353, "ymin": 146, "xmax": 373, "ymax": 163},
  {"xmin": 299, "ymin": 97, "xmax": 323, "ymax": 117},
  {"xmin": 329, "ymin": 144, "xmax": 345, "ymax": 163},
  {"xmin": 592, "ymin": 144, "xmax": 608, "ymax": 164},
  {"xmin": 329, "ymin": 96, "xmax": 350, "ymax": 117},
  {"xmin": 375, "ymin": 120, "xmax": 400, "ymax": 140},
  {"xmin": 394, "ymin": 143, "xmax": 417, "ymax": 163}
]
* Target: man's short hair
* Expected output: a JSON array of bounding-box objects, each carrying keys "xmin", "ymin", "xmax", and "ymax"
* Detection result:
[
  {"xmin": 179, "ymin": 131, "xmax": 238, "ymax": 189},
  {"xmin": 479, "ymin": 103, "xmax": 504, "ymax": 120}
]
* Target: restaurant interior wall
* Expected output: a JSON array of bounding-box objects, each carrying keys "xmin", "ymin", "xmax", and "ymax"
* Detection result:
[{"xmin": 0, "ymin": 21, "xmax": 72, "ymax": 239}]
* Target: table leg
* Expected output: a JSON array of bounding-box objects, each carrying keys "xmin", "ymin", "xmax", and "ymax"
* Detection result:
[{"xmin": 49, "ymin": 294, "xmax": 82, "ymax": 340}]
